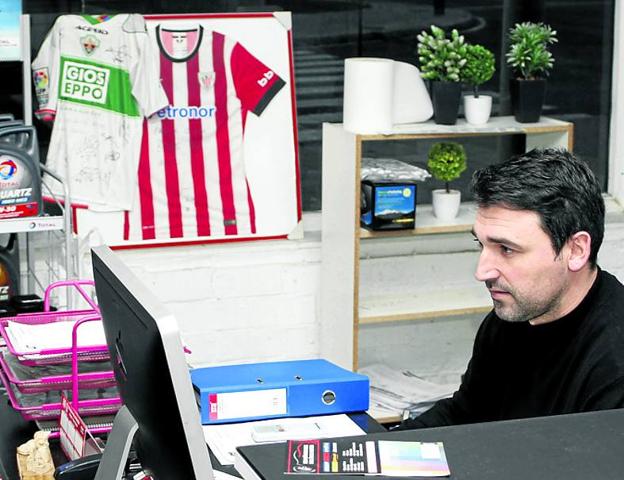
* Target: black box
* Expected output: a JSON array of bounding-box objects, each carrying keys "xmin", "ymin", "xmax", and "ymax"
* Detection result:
[{"xmin": 360, "ymin": 181, "xmax": 416, "ymax": 230}]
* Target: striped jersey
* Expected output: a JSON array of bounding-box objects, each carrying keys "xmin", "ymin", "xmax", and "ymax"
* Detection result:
[
  {"xmin": 125, "ymin": 25, "xmax": 285, "ymax": 240},
  {"xmin": 32, "ymin": 14, "xmax": 168, "ymax": 210}
]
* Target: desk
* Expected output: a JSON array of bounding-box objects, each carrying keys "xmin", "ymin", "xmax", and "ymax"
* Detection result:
[
  {"xmin": 235, "ymin": 408, "xmax": 624, "ymax": 479},
  {"xmin": 213, "ymin": 412, "xmax": 384, "ymax": 479},
  {"xmin": 0, "ymin": 390, "xmax": 384, "ymax": 480}
]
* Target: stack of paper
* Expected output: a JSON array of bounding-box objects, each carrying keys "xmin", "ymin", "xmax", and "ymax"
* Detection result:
[
  {"xmin": 359, "ymin": 364, "xmax": 459, "ymax": 420},
  {"xmin": 5, "ymin": 320, "xmax": 106, "ymax": 353}
]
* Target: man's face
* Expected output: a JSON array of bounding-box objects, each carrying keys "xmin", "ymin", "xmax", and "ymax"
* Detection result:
[{"xmin": 472, "ymin": 206, "xmax": 570, "ymax": 324}]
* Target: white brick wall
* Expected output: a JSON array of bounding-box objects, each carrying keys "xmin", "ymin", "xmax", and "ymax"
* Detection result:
[
  {"xmin": 97, "ymin": 236, "xmax": 322, "ymax": 368},
  {"xmin": 61, "ymin": 213, "xmax": 624, "ymax": 372}
]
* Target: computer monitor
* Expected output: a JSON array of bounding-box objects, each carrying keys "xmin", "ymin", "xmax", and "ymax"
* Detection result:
[{"xmin": 91, "ymin": 246, "xmax": 214, "ymax": 480}]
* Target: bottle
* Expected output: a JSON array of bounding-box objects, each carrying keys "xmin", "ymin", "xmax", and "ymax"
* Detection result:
[{"xmin": 0, "ymin": 125, "xmax": 43, "ymax": 219}]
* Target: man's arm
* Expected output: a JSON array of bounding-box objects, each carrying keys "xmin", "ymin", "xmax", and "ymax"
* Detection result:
[
  {"xmin": 397, "ymin": 312, "xmax": 499, "ymax": 429},
  {"xmin": 398, "ymin": 369, "xmax": 478, "ymax": 429}
]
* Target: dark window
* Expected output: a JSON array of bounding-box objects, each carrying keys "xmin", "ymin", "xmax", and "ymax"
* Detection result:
[{"xmin": 19, "ymin": 0, "xmax": 615, "ymax": 210}]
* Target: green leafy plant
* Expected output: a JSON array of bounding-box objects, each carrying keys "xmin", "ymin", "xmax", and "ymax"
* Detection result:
[
  {"xmin": 427, "ymin": 142, "xmax": 467, "ymax": 193},
  {"xmin": 462, "ymin": 44, "xmax": 495, "ymax": 97},
  {"xmin": 506, "ymin": 22, "xmax": 557, "ymax": 80},
  {"xmin": 417, "ymin": 25, "xmax": 468, "ymax": 82}
]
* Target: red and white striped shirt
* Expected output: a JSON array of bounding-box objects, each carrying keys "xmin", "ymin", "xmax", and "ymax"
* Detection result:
[{"xmin": 125, "ymin": 25, "xmax": 285, "ymax": 240}]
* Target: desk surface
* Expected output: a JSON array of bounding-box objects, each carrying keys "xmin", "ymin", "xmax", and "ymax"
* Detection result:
[
  {"xmin": 0, "ymin": 389, "xmax": 385, "ymax": 480},
  {"xmin": 236, "ymin": 408, "xmax": 624, "ymax": 480}
]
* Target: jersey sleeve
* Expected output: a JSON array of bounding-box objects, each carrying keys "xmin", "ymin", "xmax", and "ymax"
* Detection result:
[
  {"xmin": 231, "ymin": 41, "xmax": 285, "ymax": 116},
  {"xmin": 126, "ymin": 15, "xmax": 169, "ymax": 117},
  {"xmin": 32, "ymin": 16, "xmax": 63, "ymax": 121}
]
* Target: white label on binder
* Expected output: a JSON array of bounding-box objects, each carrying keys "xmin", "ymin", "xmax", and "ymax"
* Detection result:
[{"xmin": 209, "ymin": 388, "xmax": 287, "ymax": 420}]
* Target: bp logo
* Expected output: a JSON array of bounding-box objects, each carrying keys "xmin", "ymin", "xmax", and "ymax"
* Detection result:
[
  {"xmin": 81, "ymin": 35, "xmax": 100, "ymax": 55},
  {"xmin": 0, "ymin": 159, "xmax": 17, "ymax": 180},
  {"xmin": 60, "ymin": 60, "xmax": 110, "ymax": 104},
  {"xmin": 403, "ymin": 187, "xmax": 412, "ymax": 197}
]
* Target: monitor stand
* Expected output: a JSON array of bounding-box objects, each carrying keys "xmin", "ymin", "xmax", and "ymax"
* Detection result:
[{"xmin": 94, "ymin": 406, "xmax": 139, "ymax": 480}]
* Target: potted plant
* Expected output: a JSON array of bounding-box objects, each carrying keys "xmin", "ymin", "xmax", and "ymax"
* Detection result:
[
  {"xmin": 427, "ymin": 142, "xmax": 467, "ymax": 220},
  {"xmin": 417, "ymin": 25, "xmax": 468, "ymax": 125},
  {"xmin": 462, "ymin": 44, "xmax": 495, "ymax": 125},
  {"xmin": 506, "ymin": 22, "xmax": 557, "ymax": 123}
]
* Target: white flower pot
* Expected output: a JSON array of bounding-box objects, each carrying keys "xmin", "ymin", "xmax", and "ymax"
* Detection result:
[
  {"xmin": 463, "ymin": 95, "xmax": 492, "ymax": 125},
  {"xmin": 432, "ymin": 189, "xmax": 461, "ymax": 221}
]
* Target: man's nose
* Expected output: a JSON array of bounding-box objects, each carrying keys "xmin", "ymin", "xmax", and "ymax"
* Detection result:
[{"xmin": 474, "ymin": 248, "xmax": 499, "ymax": 282}]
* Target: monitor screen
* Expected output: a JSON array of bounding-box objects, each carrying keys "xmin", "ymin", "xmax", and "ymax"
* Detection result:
[{"xmin": 91, "ymin": 246, "xmax": 214, "ymax": 480}]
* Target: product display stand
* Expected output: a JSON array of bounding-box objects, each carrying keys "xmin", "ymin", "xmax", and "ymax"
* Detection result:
[
  {"xmin": 0, "ymin": 14, "xmax": 77, "ymax": 306},
  {"xmin": 319, "ymin": 117, "xmax": 574, "ymax": 376}
]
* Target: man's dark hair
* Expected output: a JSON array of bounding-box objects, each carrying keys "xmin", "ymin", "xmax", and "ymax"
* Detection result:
[{"xmin": 471, "ymin": 148, "xmax": 604, "ymax": 266}]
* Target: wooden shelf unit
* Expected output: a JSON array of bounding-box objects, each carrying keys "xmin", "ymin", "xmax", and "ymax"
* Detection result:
[{"xmin": 319, "ymin": 116, "xmax": 574, "ymax": 373}]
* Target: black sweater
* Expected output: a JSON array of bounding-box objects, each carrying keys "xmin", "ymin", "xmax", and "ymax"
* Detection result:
[{"xmin": 401, "ymin": 269, "xmax": 624, "ymax": 429}]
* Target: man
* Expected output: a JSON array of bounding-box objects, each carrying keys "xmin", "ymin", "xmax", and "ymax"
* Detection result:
[{"xmin": 400, "ymin": 148, "xmax": 624, "ymax": 429}]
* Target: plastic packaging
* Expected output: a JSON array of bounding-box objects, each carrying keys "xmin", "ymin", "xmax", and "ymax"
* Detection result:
[{"xmin": 361, "ymin": 157, "xmax": 431, "ymax": 183}]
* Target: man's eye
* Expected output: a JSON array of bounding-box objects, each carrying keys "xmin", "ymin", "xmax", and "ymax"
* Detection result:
[{"xmin": 501, "ymin": 245, "xmax": 514, "ymax": 255}]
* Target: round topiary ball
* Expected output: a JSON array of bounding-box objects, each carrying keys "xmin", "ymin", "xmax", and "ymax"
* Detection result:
[{"xmin": 427, "ymin": 142, "xmax": 467, "ymax": 190}]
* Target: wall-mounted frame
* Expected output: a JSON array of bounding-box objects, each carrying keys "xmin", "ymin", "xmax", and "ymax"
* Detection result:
[{"xmin": 73, "ymin": 12, "xmax": 301, "ymax": 249}]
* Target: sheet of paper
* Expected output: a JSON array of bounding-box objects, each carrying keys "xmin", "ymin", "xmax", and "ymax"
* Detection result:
[
  {"xmin": 359, "ymin": 364, "xmax": 459, "ymax": 419},
  {"xmin": 202, "ymin": 414, "xmax": 366, "ymax": 466},
  {"xmin": 5, "ymin": 319, "xmax": 105, "ymax": 352}
]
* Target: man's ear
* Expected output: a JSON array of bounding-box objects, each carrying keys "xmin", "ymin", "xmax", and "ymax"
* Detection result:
[{"xmin": 567, "ymin": 231, "xmax": 592, "ymax": 272}]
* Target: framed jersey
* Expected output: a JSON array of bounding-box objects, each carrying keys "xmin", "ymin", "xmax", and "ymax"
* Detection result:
[
  {"xmin": 32, "ymin": 13, "xmax": 169, "ymax": 212},
  {"xmin": 72, "ymin": 12, "xmax": 301, "ymax": 248}
]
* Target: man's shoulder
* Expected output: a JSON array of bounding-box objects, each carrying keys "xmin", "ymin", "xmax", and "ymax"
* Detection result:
[
  {"xmin": 600, "ymin": 269, "xmax": 624, "ymax": 287},
  {"xmin": 597, "ymin": 269, "xmax": 624, "ymax": 306},
  {"xmin": 586, "ymin": 270, "xmax": 624, "ymax": 361}
]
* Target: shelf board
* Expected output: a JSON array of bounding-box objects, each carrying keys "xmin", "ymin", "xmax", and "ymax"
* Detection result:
[
  {"xmin": 359, "ymin": 286, "xmax": 492, "ymax": 325},
  {"xmin": 0, "ymin": 216, "xmax": 64, "ymax": 234},
  {"xmin": 352, "ymin": 116, "xmax": 572, "ymax": 141},
  {"xmin": 360, "ymin": 202, "xmax": 477, "ymax": 238}
]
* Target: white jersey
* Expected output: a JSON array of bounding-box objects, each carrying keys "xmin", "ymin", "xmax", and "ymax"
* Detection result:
[
  {"xmin": 32, "ymin": 14, "xmax": 168, "ymax": 210},
  {"xmin": 124, "ymin": 25, "xmax": 285, "ymax": 240}
]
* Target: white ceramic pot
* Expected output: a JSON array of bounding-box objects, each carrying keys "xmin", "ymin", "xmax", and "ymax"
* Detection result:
[
  {"xmin": 463, "ymin": 95, "xmax": 492, "ymax": 125},
  {"xmin": 432, "ymin": 189, "xmax": 461, "ymax": 221}
]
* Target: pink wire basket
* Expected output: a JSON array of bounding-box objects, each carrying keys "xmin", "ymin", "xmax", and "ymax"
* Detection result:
[
  {"xmin": 0, "ymin": 349, "xmax": 115, "ymax": 394},
  {"xmin": 0, "ymin": 365, "xmax": 121, "ymax": 421},
  {"xmin": 0, "ymin": 280, "xmax": 121, "ymax": 430},
  {"xmin": 0, "ymin": 280, "xmax": 107, "ymax": 366}
]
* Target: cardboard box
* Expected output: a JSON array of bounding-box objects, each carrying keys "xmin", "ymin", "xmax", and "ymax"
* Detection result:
[{"xmin": 360, "ymin": 181, "xmax": 416, "ymax": 230}]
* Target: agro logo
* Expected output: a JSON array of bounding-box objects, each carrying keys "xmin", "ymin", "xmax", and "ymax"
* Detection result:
[
  {"xmin": 81, "ymin": 35, "xmax": 100, "ymax": 55},
  {"xmin": 60, "ymin": 60, "xmax": 110, "ymax": 104},
  {"xmin": 0, "ymin": 160, "xmax": 17, "ymax": 180}
]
